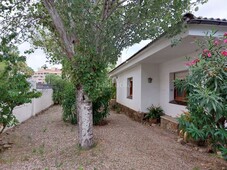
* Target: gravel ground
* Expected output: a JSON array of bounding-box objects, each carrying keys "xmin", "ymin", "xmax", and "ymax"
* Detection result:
[{"xmin": 0, "ymin": 105, "xmax": 227, "ymax": 170}]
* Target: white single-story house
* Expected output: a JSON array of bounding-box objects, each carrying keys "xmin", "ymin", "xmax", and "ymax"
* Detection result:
[{"xmin": 109, "ymin": 14, "xmax": 227, "ymax": 122}]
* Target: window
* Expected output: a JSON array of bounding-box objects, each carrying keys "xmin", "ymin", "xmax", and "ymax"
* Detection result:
[
  {"xmin": 170, "ymin": 71, "xmax": 188, "ymax": 105},
  {"xmin": 127, "ymin": 77, "xmax": 133, "ymax": 99}
]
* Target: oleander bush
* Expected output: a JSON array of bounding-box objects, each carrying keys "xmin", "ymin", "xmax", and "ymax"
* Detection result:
[{"xmin": 177, "ymin": 31, "xmax": 227, "ymax": 159}]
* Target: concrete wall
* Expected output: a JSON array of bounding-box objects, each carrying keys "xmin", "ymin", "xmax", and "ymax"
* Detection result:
[
  {"xmin": 12, "ymin": 89, "xmax": 54, "ymax": 123},
  {"xmin": 158, "ymin": 53, "xmax": 197, "ymax": 117},
  {"xmin": 116, "ymin": 65, "xmax": 142, "ymax": 112},
  {"xmin": 141, "ymin": 63, "xmax": 160, "ymax": 112},
  {"xmin": 33, "ymin": 89, "xmax": 53, "ymax": 115}
]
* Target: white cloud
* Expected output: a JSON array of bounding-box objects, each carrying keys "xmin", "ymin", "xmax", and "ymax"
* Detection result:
[
  {"xmin": 119, "ymin": 40, "xmax": 151, "ymax": 64},
  {"xmin": 194, "ymin": 0, "xmax": 227, "ymax": 18},
  {"xmin": 18, "ymin": 42, "xmax": 61, "ymax": 71}
]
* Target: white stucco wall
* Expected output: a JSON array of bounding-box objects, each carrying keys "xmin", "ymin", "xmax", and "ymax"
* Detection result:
[
  {"xmin": 33, "ymin": 89, "xmax": 54, "ymax": 115},
  {"xmin": 115, "ymin": 51, "xmax": 201, "ymax": 117},
  {"xmin": 12, "ymin": 89, "xmax": 54, "ymax": 123},
  {"xmin": 159, "ymin": 53, "xmax": 198, "ymax": 117},
  {"xmin": 13, "ymin": 103, "xmax": 33, "ymax": 123},
  {"xmin": 141, "ymin": 63, "xmax": 160, "ymax": 112},
  {"xmin": 116, "ymin": 65, "xmax": 142, "ymax": 111}
]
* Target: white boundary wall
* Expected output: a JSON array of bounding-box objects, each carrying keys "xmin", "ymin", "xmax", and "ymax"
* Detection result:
[{"xmin": 12, "ymin": 89, "xmax": 53, "ymax": 123}]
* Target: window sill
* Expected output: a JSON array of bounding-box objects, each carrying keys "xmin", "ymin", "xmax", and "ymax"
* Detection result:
[
  {"xmin": 169, "ymin": 100, "xmax": 187, "ymax": 106},
  {"xmin": 127, "ymin": 96, "xmax": 133, "ymax": 99}
]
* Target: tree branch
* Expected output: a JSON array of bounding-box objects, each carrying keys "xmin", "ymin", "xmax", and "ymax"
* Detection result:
[
  {"xmin": 43, "ymin": 0, "xmax": 75, "ymax": 59},
  {"xmin": 101, "ymin": 0, "xmax": 127, "ymax": 21},
  {"xmin": 105, "ymin": 0, "xmax": 127, "ymax": 20}
]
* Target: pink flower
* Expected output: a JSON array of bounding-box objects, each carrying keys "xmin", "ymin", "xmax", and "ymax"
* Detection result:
[
  {"xmin": 185, "ymin": 59, "xmax": 200, "ymax": 66},
  {"xmin": 224, "ymin": 32, "xmax": 227, "ymax": 37},
  {"xmin": 202, "ymin": 49, "xmax": 211, "ymax": 58},
  {"xmin": 207, "ymin": 52, "xmax": 212, "ymax": 57},
  {"xmin": 221, "ymin": 50, "xmax": 227, "ymax": 56},
  {"xmin": 203, "ymin": 49, "xmax": 209, "ymax": 53},
  {"xmin": 185, "ymin": 62, "xmax": 192, "ymax": 66},
  {"xmin": 224, "ymin": 39, "xmax": 227, "ymax": 43},
  {"xmin": 214, "ymin": 40, "xmax": 219, "ymax": 46}
]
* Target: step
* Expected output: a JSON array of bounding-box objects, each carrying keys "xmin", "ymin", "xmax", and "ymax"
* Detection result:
[{"xmin": 160, "ymin": 115, "xmax": 179, "ymax": 133}]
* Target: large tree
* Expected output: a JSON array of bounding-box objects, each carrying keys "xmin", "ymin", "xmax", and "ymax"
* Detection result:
[{"xmin": 0, "ymin": 0, "xmax": 207, "ymax": 149}]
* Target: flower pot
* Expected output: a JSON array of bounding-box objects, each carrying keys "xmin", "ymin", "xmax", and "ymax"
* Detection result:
[{"xmin": 149, "ymin": 118, "xmax": 158, "ymax": 124}]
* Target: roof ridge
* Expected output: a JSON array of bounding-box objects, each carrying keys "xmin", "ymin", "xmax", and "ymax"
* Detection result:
[{"xmin": 183, "ymin": 13, "xmax": 227, "ymax": 25}]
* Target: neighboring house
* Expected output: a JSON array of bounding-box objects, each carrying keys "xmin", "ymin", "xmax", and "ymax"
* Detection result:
[
  {"xmin": 109, "ymin": 14, "xmax": 227, "ymax": 120},
  {"xmin": 32, "ymin": 67, "xmax": 62, "ymax": 84}
]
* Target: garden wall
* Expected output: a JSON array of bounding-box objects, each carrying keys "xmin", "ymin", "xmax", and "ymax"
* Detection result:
[{"xmin": 12, "ymin": 89, "xmax": 54, "ymax": 123}]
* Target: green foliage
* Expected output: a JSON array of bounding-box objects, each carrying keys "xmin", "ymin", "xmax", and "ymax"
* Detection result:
[
  {"xmin": 46, "ymin": 74, "xmax": 65, "ymax": 104},
  {"xmin": 144, "ymin": 105, "xmax": 164, "ymax": 120},
  {"xmin": 177, "ymin": 111, "xmax": 191, "ymax": 132},
  {"xmin": 177, "ymin": 31, "xmax": 227, "ymax": 155},
  {"xmin": 60, "ymin": 75, "xmax": 113, "ymax": 125},
  {"xmin": 0, "ymin": 35, "xmax": 41, "ymax": 133},
  {"xmin": 93, "ymin": 81, "xmax": 113, "ymax": 125},
  {"xmin": 47, "ymin": 73, "xmax": 113, "ymax": 125},
  {"xmin": 62, "ymin": 82, "xmax": 77, "ymax": 125},
  {"xmin": 220, "ymin": 147, "xmax": 227, "ymax": 160},
  {"xmin": 111, "ymin": 103, "xmax": 121, "ymax": 113},
  {"xmin": 46, "ymin": 74, "xmax": 77, "ymax": 124}
]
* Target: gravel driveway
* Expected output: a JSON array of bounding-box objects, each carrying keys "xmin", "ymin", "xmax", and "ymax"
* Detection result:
[{"xmin": 0, "ymin": 105, "xmax": 226, "ymax": 170}]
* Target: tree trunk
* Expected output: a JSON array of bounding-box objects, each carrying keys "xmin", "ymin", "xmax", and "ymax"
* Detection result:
[
  {"xmin": 43, "ymin": 0, "xmax": 94, "ymax": 149},
  {"xmin": 76, "ymin": 85, "xmax": 94, "ymax": 149}
]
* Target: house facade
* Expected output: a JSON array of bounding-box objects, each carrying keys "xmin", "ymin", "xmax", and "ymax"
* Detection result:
[{"xmin": 109, "ymin": 15, "xmax": 227, "ymax": 118}]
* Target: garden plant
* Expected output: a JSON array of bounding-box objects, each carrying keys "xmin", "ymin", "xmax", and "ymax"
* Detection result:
[
  {"xmin": 0, "ymin": 35, "xmax": 41, "ymax": 133},
  {"xmin": 144, "ymin": 105, "xmax": 164, "ymax": 123},
  {"xmin": 177, "ymin": 31, "xmax": 227, "ymax": 160}
]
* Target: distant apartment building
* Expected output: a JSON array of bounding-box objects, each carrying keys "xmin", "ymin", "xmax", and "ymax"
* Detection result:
[{"xmin": 32, "ymin": 67, "xmax": 61, "ymax": 84}]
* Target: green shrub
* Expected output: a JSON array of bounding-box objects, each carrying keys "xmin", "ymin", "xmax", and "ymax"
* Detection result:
[
  {"xmin": 0, "ymin": 35, "xmax": 41, "ymax": 133},
  {"xmin": 220, "ymin": 147, "xmax": 227, "ymax": 160},
  {"xmin": 93, "ymin": 85, "xmax": 113, "ymax": 125},
  {"xmin": 176, "ymin": 31, "xmax": 227, "ymax": 154},
  {"xmin": 46, "ymin": 74, "xmax": 65, "ymax": 104},
  {"xmin": 177, "ymin": 111, "xmax": 191, "ymax": 132},
  {"xmin": 144, "ymin": 105, "xmax": 164, "ymax": 122},
  {"xmin": 111, "ymin": 103, "xmax": 121, "ymax": 113},
  {"xmin": 62, "ymin": 82, "xmax": 77, "ymax": 124},
  {"xmin": 60, "ymin": 80, "xmax": 113, "ymax": 125}
]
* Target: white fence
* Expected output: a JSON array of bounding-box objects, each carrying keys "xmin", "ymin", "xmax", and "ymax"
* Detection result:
[{"xmin": 12, "ymin": 89, "xmax": 54, "ymax": 123}]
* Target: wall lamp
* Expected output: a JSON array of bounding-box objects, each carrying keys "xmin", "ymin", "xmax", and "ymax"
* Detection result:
[{"xmin": 148, "ymin": 77, "xmax": 153, "ymax": 83}]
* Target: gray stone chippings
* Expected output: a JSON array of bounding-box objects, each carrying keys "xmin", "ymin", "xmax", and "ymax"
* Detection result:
[{"xmin": 0, "ymin": 105, "xmax": 226, "ymax": 170}]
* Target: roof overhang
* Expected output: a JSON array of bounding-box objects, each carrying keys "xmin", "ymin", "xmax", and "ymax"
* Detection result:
[{"xmin": 109, "ymin": 23, "xmax": 227, "ymax": 77}]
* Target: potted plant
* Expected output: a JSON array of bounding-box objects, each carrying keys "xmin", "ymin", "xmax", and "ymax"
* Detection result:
[{"xmin": 144, "ymin": 105, "xmax": 164, "ymax": 124}]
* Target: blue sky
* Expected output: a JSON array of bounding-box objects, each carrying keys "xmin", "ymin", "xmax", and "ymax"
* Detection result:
[{"xmin": 18, "ymin": 0, "xmax": 227, "ymax": 70}]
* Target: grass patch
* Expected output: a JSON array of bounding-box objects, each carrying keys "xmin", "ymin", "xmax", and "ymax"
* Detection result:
[{"xmin": 32, "ymin": 143, "xmax": 45, "ymax": 155}]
